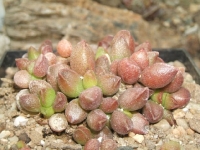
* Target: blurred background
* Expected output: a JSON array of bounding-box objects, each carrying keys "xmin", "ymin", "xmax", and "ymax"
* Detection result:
[{"xmin": 0, "ymin": 0, "xmax": 200, "ymax": 69}]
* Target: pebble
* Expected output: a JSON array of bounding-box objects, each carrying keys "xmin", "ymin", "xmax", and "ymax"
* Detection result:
[
  {"xmin": 186, "ymin": 128, "xmax": 195, "ymax": 135},
  {"xmin": 173, "ymin": 109, "xmax": 185, "ymax": 119},
  {"xmin": 0, "ymin": 130, "xmax": 11, "ymax": 139},
  {"xmin": 14, "ymin": 116, "xmax": 28, "ymax": 127},
  {"xmin": 176, "ymin": 119, "xmax": 189, "ymax": 129},
  {"xmin": 172, "ymin": 126, "xmax": 187, "ymax": 138},
  {"xmin": 154, "ymin": 119, "xmax": 171, "ymax": 131},
  {"xmin": 189, "ymin": 118, "xmax": 200, "ymax": 133},
  {"xmin": 28, "ymin": 127, "xmax": 44, "ymax": 145},
  {"xmin": 132, "ymin": 134, "xmax": 144, "ymax": 143},
  {"xmin": 18, "ymin": 132, "xmax": 31, "ymax": 143},
  {"xmin": 185, "ymin": 111, "xmax": 194, "ymax": 119},
  {"xmin": 8, "ymin": 136, "xmax": 19, "ymax": 145}
]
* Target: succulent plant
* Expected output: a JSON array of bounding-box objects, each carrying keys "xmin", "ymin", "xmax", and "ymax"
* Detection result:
[{"xmin": 13, "ymin": 30, "xmax": 191, "ymax": 148}]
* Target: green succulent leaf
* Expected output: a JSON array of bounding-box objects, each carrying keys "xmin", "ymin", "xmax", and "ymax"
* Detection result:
[
  {"xmin": 40, "ymin": 106, "xmax": 54, "ymax": 118},
  {"xmin": 28, "ymin": 46, "xmax": 40, "ymax": 60},
  {"xmin": 39, "ymin": 88, "xmax": 56, "ymax": 108}
]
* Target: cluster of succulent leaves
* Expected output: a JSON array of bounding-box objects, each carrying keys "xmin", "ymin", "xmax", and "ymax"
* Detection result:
[{"xmin": 14, "ymin": 30, "xmax": 191, "ymax": 148}]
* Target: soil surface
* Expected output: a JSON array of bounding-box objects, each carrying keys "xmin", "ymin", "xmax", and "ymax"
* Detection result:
[{"xmin": 0, "ymin": 61, "xmax": 200, "ymax": 150}]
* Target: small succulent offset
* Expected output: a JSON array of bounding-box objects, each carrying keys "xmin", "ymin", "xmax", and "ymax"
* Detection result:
[{"xmin": 14, "ymin": 30, "xmax": 191, "ymax": 147}]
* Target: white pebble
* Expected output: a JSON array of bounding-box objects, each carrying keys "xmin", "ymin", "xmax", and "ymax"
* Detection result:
[
  {"xmin": 0, "ymin": 130, "xmax": 11, "ymax": 139},
  {"xmin": 132, "ymin": 134, "xmax": 144, "ymax": 143},
  {"xmin": 40, "ymin": 140, "xmax": 45, "ymax": 146},
  {"xmin": 14, "ymin": 116, "xmax": 28, "ymax": 127}
]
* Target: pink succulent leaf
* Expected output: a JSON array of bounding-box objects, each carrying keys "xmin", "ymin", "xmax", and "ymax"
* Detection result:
[
  {"xmin": 79, "ymin": 86, "xmax": 103, "ymax": 111},
  {"xmin": 47, "ymin": 63, "xmax": 69, "ymax": 91},
  {"xmin": 39, "ymin": 40, "xmax": 53, "ymax": 54},
  {"xmin": 84, "ymin": 138, "xmax": 100, "ymax": 150},
  {"xmin": 65, "ymin": 99, "xmax": 87, "ymax": 124},
  {"xmin": 14, "ymin": 70, "xmax": 32, "ymax": 89},
  {"xmin": 53, "ymin": 92, "xmax": 68, "ymax": 113},
  {"xmin": 117, "ymin": 57, "xmax": 141, "ymax": 84},
  {"xmin": 44, "ymin": 52, "xmax": 57, "ymax": 65},
  {"xmin": 33, "ymin": 54, "xmax": 49, "ymax": 78},
  {"xmin": 97, "ymin": 73, "xmax": 121, "ymax": 96},
  {"xmin": 110, "ymin": 60, "xmax": 120, "ymax": 75},
  {"xmin": 99, "ymin": 97, "xmax": 119, "ymax": 113},
  {"xmin": 16, "ymin": 89, "xmax": 30, "ymax": 113},
  {"xmin": 29, "ymin": 80, "xmax": 52, "ymax": 94},
  {"xmin": 142, "ymin": 100, "xmax": 164, "ymax": 123},
  {"xmin": 139, "ymin": 63, "xmax": 178, "ymax": 89},
  {"xmin": 114, "ymin": 30, "xmax": 135, "ymax": 53},
  {"xmin": 109, "ymin": 35, "xmax": 131, "ymax": 62},
  {"xmin": 119, "ymin": 87, "xmax": 149, "ymax": 111},
  {"xmin": 129, "ymin": 49, "xmax": 149, "ymax": 70},
  {"xmin": 94, "ymin": 126, "xmax": 113, "ymax": 141},
  {"xmin": 110, "ymin": 109, "xmax": 133, "ymax": 135},
  {"xmin": 131, "ymin": 112, "xmax": 149, "ymax": 134},
  {"xmin": 135, "ymin": 41, "xmax": 152, "ymax": 52},
  {"xmin": 95, "ymin": 55, "xmax": 111, "ymax": 74},
  {"xmin": 18, "ymin": 93, "xmax": 41, "ymax": 113},
  {"xmin": 57, "ymin": 39, "xmax": 72, "ymax": 58},
  {"xmin": 15, "ymin": 58, "xmax": 29, "ymax": 70},
  {"xmin": 161, "ymin": 69, "xmax": 184, "ymax": 93},
  {"xmin": 73, "ymin": 126, "xmax": 93, "ymax": 145},
  {"xmin": 49, "ymin": 113, "xmax": 68, "ymax": 132},
  {"xmin": 100, "ymin": 139, "xmax": 118, "ymax": 150},
  {"xmin": 58, "ymin": 68, "xmax": 84, "ymax": 98},
  {"xmin": 87, "ymin": 109, "xmax": 107, "ymax": 131},
  {"xmin": 70, "ymin": 40, "xmax": 95, "ymax": 76}
]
